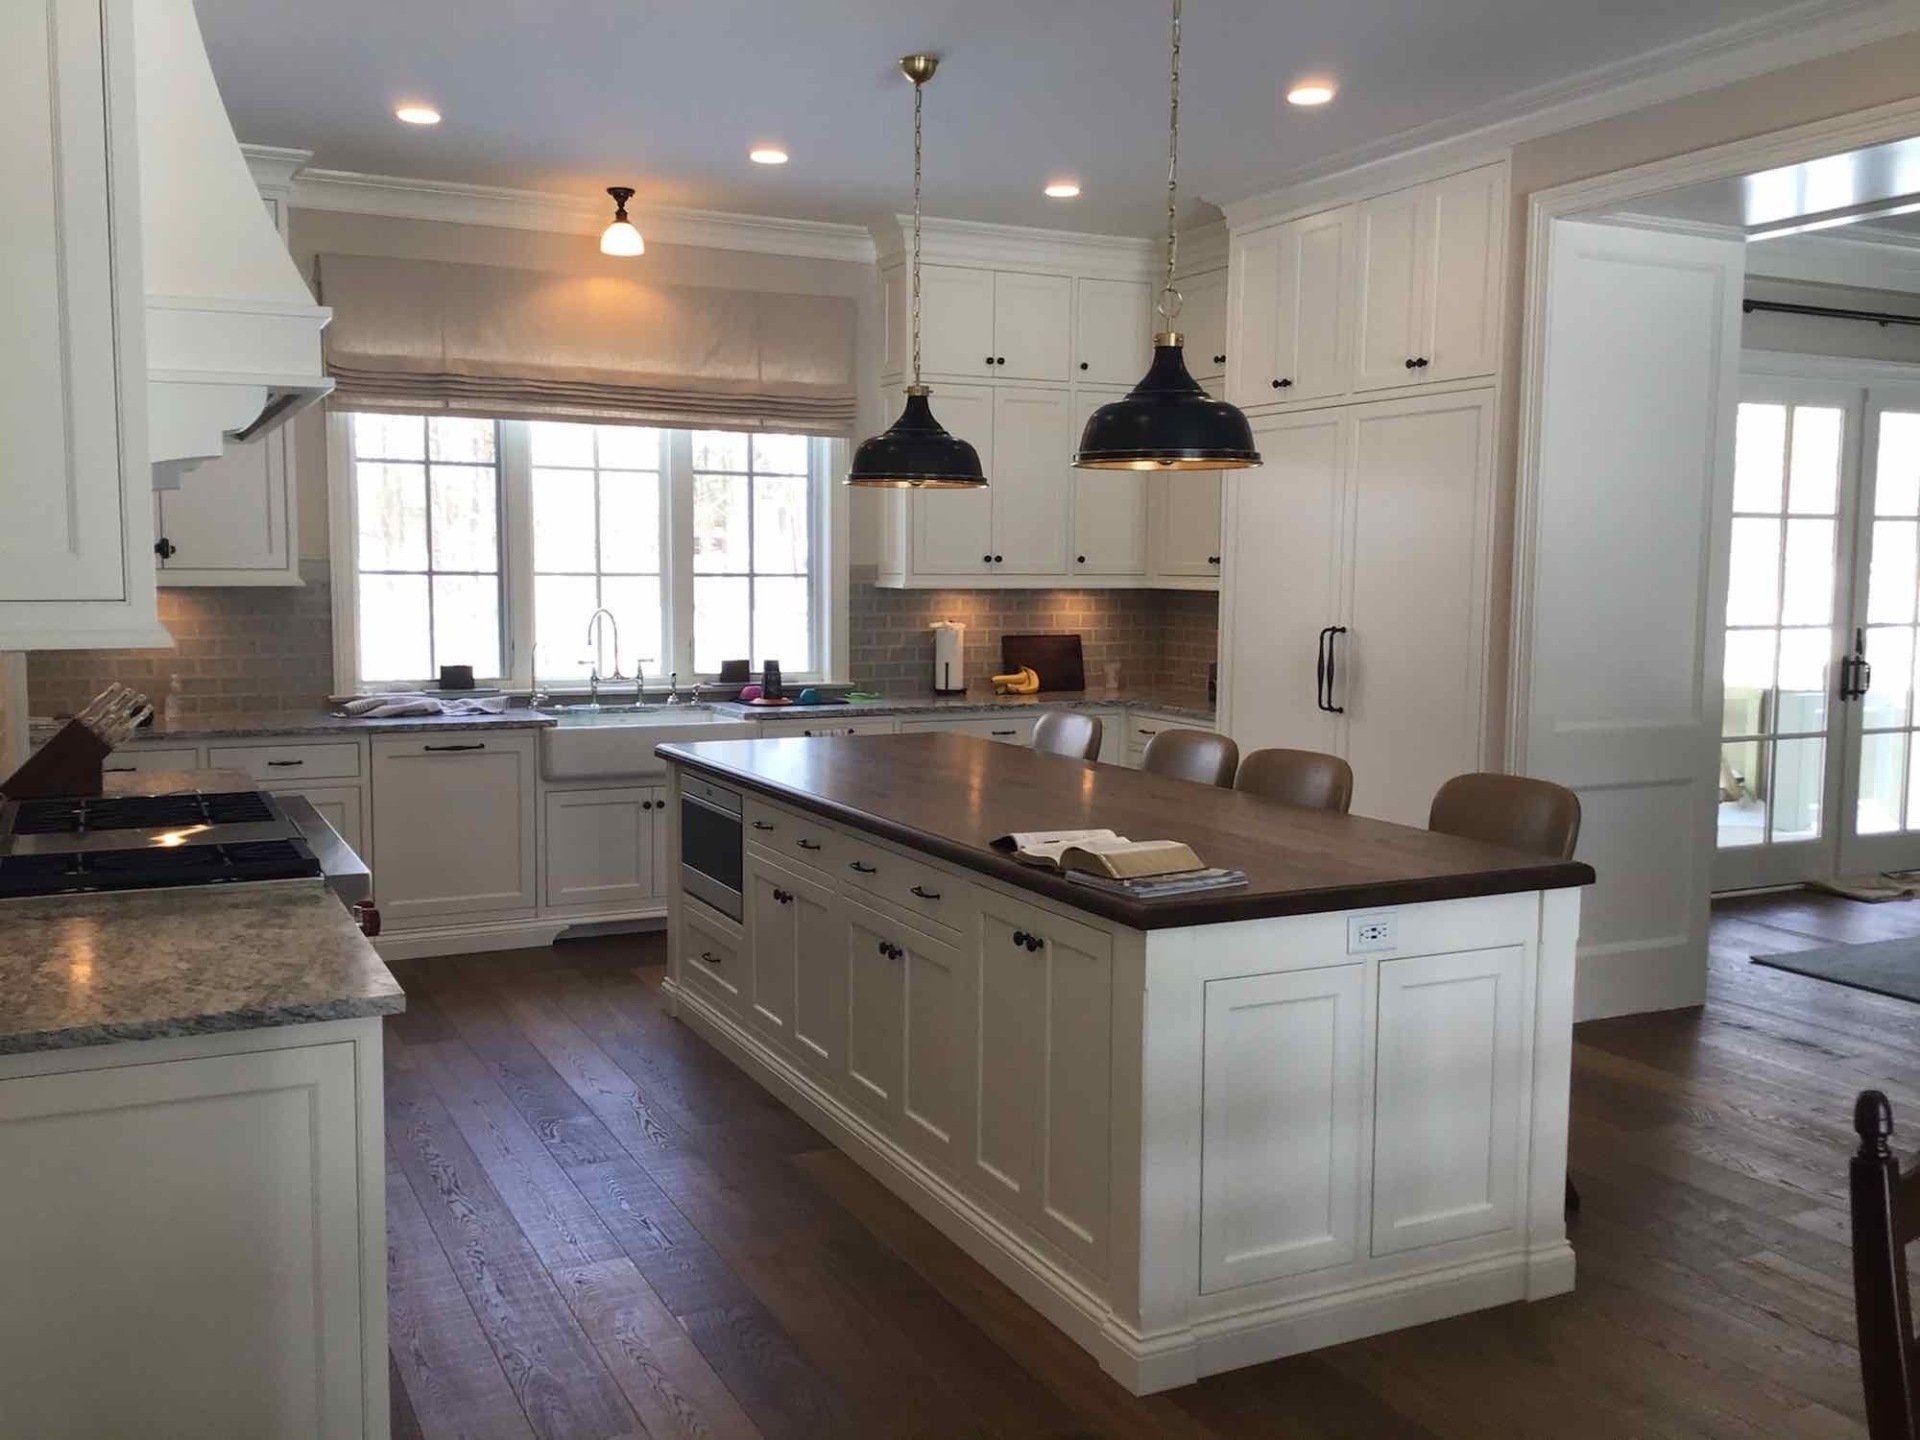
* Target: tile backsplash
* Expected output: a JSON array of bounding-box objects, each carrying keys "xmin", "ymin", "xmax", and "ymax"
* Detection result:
[
  {"xmin": 847, "ymin": 570, "xmax": 1218, "ymax": 696},
  {"xmin": 26, "ymin": 561, "xmax": 335, "ymax": 720}
]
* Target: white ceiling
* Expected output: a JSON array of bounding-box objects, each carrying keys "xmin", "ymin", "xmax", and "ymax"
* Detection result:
[{"xmin": 197, "ymin": 0, "xmax": 1880, "ymax": 235}]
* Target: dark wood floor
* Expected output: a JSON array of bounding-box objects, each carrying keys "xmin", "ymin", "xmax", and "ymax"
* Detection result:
[{"xmin": 383, "ymin": 890, "xmax": 1917, "ymax": 1439}]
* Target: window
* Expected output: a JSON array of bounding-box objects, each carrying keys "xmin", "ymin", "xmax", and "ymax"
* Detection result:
[{"xmin": 336, "ymin": 413, "xmax": 834, "ymax": 691}]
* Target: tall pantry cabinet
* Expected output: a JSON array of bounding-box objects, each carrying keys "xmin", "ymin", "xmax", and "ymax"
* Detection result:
[{"xmin": 1217, "ymin": 160, "xmax": 1506, "ymax": 827}]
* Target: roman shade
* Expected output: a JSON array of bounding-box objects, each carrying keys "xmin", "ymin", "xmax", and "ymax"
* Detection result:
[{"xmin": 315, "ymin": 253, "xmax": 857, "ymax": 434}]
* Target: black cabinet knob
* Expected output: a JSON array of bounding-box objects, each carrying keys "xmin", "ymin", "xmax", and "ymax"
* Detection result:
[
  {"xmin": 1277, "ymin": 378, "xmax": 1293, "ymax": 388},
  {"xmin": 1079, "ymin": 361, "xmax": 1089, "ymax": 370},
  {"xmin": 982, "ymin": 554, "xmax": 993, "ymax": 563},
  {"xmin": 154, "ymin": 537, "xmax": 177, "ymax": 560},
  {"xmin": 985, "ymin": 356, "xmax": 995, "ymax": 365},
  {"xmin": 1076, "ymin": 555, "xmax": 1087, "ymax": 564},
  {"xmin": 1415, "ymin": 357, "xmax": 1430, "ymax": 368},
  {"xmin": 1213, "ymin": 354, "xmax": 1227, "ymax": 365},
  {"xmin": 996, "ymin": 356, "xmax": 1006, "ymax": 365},
  {"xmin": 1012, "ymin": 930, "xmax": 1028, "ymax": 948},
  {"xmin": 1208, "ymin": 555, "xmax": 1221, "ymax": 565},
  {"xmin": 1405, "ymin": 358, "xmax": 1418, "ymax": 369},
  {"xmin": 993, "ymin": 554, "xmax": 1003, "ymax": 563}
]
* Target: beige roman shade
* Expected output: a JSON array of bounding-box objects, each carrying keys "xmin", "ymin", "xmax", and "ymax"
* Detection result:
[{"xmin": 315, "ymin": 253, "xmax": 857, "ymax": 434}]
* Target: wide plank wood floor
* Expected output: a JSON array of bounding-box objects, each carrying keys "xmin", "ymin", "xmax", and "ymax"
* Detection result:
[{"xmin": 383, "ymin": 890, "xmax": 1917, "ymax": 1439}]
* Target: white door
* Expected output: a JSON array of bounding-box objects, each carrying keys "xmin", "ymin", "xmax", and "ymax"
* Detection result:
[
  {"xmin": 1226, "ymin": 224, "xmax": 1284, "ymax": 411},
  {"xmin": 1151, "ymin": 471, "xmax": 1224, "ymax": 579},
  {"xmin": 370, "ymin": 733, "xmax": 539, "ymax": 923},
  {"xmin": 899, "ymin": 922, "xmax": 967, "ymax": 1173},
  {"xmin": 916, "ymin": 265, "xmax": 997, "ymax": 378},
  {"xmin": 1712, "ymin": 379, "xmax": 1862, "ymax": 890},
  {"xmin": 1181, "ymin": 268, "xmax": 1229, "ymax": 381},
  {"xmin": 989, "ymin": 386, "xmax": 1073, "ymax": 575},
  {"xmin": 1073, "ymin": 278, "xmax": 1152, "ymax": 385},
  {"xmin": 785, "ymin": 865, "xmax": 845, "ymax": 1081},
  {"xmin": 1071, "ymin": 387, "xmax": 1148, "ymax": 575},
  {"xmin": 744, "ymin": 857, "xmax": 797, "ymax": 1041},
  {"xmin": 910, "ymin": 382, "xmax": 995, "ymax": 576},
  {"xmin": 844, "ymin": 902, "xmax": 905, "ymax": 1123},
  {"xmin": 543, "ymin": 787, "xmax": 657, "ymax": 912},
  {"xmin": 1340, "ymin": 391, "xmax": 1495, "ymax": 826},
  {"xmin": 1199, "ymin": 962, "xmax": 1366, "ymax": 1293},
  {"xmin": 1275, "ymin": 208, "xmax": 1355, "ymax": 403},
  {"xmin": 1220, "ymin": 409, "xmax": 1346, "ymax": 758},
  {"xmin": 1352, "ymin": 184, "xmax": 1429, "ymax": 391},
  {"xmin": 1521, "ymin": 220, "xmax": 1744, "ymax": 1020},
  {"xmin": 992, "ymin": 271, "xmax": 1073, "ymax": 380}
]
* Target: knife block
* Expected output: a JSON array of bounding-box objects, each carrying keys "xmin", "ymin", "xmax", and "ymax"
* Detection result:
[{"xmin": 0, "ymin": 719, "xmax": 110, "ymax": 799}]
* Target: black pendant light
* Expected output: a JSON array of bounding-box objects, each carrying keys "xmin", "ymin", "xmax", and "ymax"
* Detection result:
[
  {"xmin": 1075, "ymin": 0, "xmax": 1260, "ymax": 472},
  {"xmin": 848, "ymin": 55, "xmax": 986, "ymax": 489}
]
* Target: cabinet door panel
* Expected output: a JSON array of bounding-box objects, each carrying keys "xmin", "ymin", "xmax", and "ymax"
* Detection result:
[
  {"xmin": 1151, "ymin": 471, "xmax": 1222, "ymax": 579},
  {"xmin": 1372, "ymin": 945, "xmax": 1526, "ymax": 1256},
  {"xmin": 1353, "ymin": 186, "xmax": 1429, "ymax": 391},
  {"xmin": 544, "ymin": 788, "xmax": 655, "ymax": 912},
  {"xmin": 845, "ymin": 909, "xmax": 904, "ymax": 1118},
  {"xmin": 993, "ymin": 271, "xmax": 1073, "ymax": 380},
  {"xmin": 1285, "ymin": 209, "xmax": 1355, "ymax": 402},
  {"xmin": 155, "ymin": 430, "xmax": 293, "ymax": 583},
  {"xmin": 1341, "ymin": 394, "xmax": 1492, "ymax": 825},
  {"xmin": 1181, "ymin": 268, "xmax": 1229, "ymax": 382},
  {"xmin": 910, "ymin": 383, "xmax": 995, "ymax": 575},
  {"xmin": 1201, "ymin": 963, "xmax": 1366, "ymax": 1292},
  {"xmin": 745, "ymin": 861, "xmax": 797, "ymax": 1040},
  {"xmin": 371, "ymin": 735, "xmax": 537, "ymax": 923},
  {"xmin": 1425, "ymin": 164, "xmax": 1505, "ymax": 382},
  {"xmin": 901, "ymin": 926, "xmax": 967, "ymax": 1170},
  {"xmin": 788, "ymin": 870, "xmax": 845, "ymax": 1078},
  {"xmin": 989, "ymin": 387, "xmax": 1073, "ymax": 575},
  {"xmin": 1073, "ymin": 278, "xmax": 1152, "ymax": 385},
  {"xmin": 1221, "ymin": 410, "xmax": 1344, "ymax": 755},
  {"xmin": 1227, "ymin": 226, "xmax": 1284, "ymax": 409},
  {"xmin": 1072, "ymin": 387, "xmax": 1147, "ymax": 575},
  {"xmin": 917, "ymin": 265, "xmax": 997, "ymax": 378}
]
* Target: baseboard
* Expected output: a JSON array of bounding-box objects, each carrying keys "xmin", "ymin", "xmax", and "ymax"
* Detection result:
[
  {"xmin": 666, "ymin": 976, "xmax": 1562, "ymax": 1395},
  {"xmin": 372, "ymin": 907, "xmax": 668, "ymax": 960}
]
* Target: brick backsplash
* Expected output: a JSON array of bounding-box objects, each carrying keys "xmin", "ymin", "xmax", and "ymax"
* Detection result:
[
  {"xmin": 847, "ymin": 570, "xmax": 1218, "ymax": 697},
  {"xmin": 26, "ymin": 560, "xmax": 335, "ymax": 720}
]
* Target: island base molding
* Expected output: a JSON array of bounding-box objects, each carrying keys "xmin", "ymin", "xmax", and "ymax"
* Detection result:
[{"xmin": 664, "ymin": 972, "xmax": 1576, "ymax": 1395}]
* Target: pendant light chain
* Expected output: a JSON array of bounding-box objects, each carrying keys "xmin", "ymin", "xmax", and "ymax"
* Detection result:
[
  {"xmin": 911, "ymin": 74, "xmax": 925, "ymax": 389},
  {"xmin": 1160, "ymin": 0, "xmax": 1183, "ymax": 332}
]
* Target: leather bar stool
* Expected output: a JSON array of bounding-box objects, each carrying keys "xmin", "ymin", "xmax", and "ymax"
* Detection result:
[
  {"xmin": 1140, "ymin": 729, "xmax": 1240, "ymax": 788},
  {"xmin": 1031, "ymin": 710, "xmax": 1103, "ymax": 762},
  {"xmin": 1234, "ymin": 748, "xmax": 1354, "ymax": 813}
]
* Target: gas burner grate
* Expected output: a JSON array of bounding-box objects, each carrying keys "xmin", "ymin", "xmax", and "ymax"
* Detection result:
[
  {"xmin": 10, "ymin": 791, "xmax": 276, "ymax": 836},
  {"xmin": 0, "ymin": 837, "xmax": 319, "ymax": 897}
]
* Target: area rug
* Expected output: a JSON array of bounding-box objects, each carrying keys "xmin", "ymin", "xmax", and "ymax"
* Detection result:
[{"xmin": 1753, "ymin": 936, "xmax": 1920, "ymax": 1004}]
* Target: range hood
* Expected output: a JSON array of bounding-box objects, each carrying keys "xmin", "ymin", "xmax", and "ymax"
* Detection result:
[{"xmin": 135, "ymin": 0, "xmax": 332, "ymax": 485}]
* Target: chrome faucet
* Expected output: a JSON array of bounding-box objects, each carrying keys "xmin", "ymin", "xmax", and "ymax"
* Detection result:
[{"xmin": 584, "ymin": 608, "xmax": 622, "ymax": 709}]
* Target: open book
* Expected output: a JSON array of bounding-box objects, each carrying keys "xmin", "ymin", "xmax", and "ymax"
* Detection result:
[{"xmin": 990, "ymin": 828, "xmax": 1206, "ymax": 880}]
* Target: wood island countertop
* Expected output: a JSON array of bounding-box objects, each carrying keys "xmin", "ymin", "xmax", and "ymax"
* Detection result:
[{"xmin": 657, "ymin": 733, "xmax": 1593, "ymax": 929}]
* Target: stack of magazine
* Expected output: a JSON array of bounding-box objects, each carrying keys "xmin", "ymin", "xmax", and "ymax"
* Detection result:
[{"xmin": 989, "ymin": 828, "xmax": 1248, "ymax": 900}]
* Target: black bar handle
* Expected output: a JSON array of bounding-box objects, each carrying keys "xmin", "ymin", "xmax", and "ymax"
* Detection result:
[
  {"xmin": 910, "ymin": 884, "xmax": 941, "ymax": 900},
  {"xmin": 751, "ymin": 820, "xmax": 776, "ymax": 831},
  {"xmin": 423, "ymin": 742, "xmax": 486, "ymax": 752},
  {"xmin": 848, "ymin": 860, "xmax": 878, "ymax": 874},
  {"xmin": 1325, "ymin": 627, "xmax": 1348, "ymax": 715},
  {"xmin": 266, "ymin": 759, "xmax": 304, "ymax": 767},
  {"xmin": 1316, "ymin": 626, "xmax": 1333, "ymax": 712},
  {"xmin": 796, "ymin": 838, "xmax": 822, "ymax": 850}
]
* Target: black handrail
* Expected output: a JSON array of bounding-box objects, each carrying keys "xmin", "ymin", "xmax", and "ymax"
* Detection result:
[{"xmin": 1744, "ymin": 298, "xmax": 1920, "ymax": 329}]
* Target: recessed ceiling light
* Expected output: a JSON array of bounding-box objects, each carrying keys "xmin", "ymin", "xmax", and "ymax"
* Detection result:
[
  {"xmin": 1044, "ymin": 180, "xmax": 1082, "ymax": 199},
  {"xmin": 394, "ymin": 103, "xmax": 442, "ymax": 126},
  {"xmin": 749, "ymin": 146, "xmax": 790, "ymax": 165},
  {"xmin": 1286, "ymin": 81, "xmax": 1336, "ymax": 107}
]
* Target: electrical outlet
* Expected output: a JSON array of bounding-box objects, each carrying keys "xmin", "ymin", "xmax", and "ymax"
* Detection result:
[{"xmin": 1348, "ymin": 913, "xmax": 1397, "ymax": 953}]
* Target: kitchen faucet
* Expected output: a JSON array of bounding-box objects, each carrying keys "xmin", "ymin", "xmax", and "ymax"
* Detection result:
[{"xmin": 584, "ymin": 608, "xmax": 622, "ymax": 709}]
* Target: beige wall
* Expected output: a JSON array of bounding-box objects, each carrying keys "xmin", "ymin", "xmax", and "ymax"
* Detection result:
[{"xmin": 283, "ymin": 208, "xmax": 884, "ymax": 563}]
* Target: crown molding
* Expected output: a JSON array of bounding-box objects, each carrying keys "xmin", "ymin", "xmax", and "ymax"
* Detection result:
[
  {"xmin": 239, "ymin": 144, "xmax": 313, "ymax": 201},
  {"xmin": 870, "ymin": 213, "xmax": 1156, "ymax": 279},
  {"xmin": 1218, "ymin": 0, "xmax": 1919, "ymax": 231},
  {"xmin": 1745, "ymin": 226, "xmax": 1920, "ymax": 290},
  {"xmin": 281, "ymin": 165, "xmax": 877, "ymax": 264}
]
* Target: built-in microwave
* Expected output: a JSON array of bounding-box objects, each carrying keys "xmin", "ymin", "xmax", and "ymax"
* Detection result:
[{"xmin": 680, "ymin": 775, "xmax": 743, "ymax": 921}]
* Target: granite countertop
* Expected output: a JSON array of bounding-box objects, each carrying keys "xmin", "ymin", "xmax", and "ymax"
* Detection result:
[
  {"xmin": 0, "ymin": 882, "xmax": 403, "ymax": 1056},
  {"xmin": 56, "ymin": 708, "xmax": 557, "ymax": 743},
  {"xmin": 709, "ymin": 689, "xmax": 1217, "ymax": 723}
]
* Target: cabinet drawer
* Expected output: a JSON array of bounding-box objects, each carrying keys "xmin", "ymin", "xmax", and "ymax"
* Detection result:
[
  {"xmin": 744, "ymin": 796, "xmax": 839, "ymax": 873},
  {"xmin": 102, "ymin": 746, "xmax": 201, "ymax": 775},
  {"xmin": 1127, "ymin": 713, "xmax": 1213, "ymax": 759},
  {"xmin": 207, "ymin": 740, "xmax": 362, "ymax": 782},
  {"xmin": 757, "ymin": 716, "xmax": 898, "ymax": 738},
  {"xmin": 900, "ymin": 715, "xmax": 1036, "ymax": 745},
  {"xmin": 681, "ymin": 908, "xmax": 744, "ymax": 1011},
  {"xmin": 837, "ymin": 834, "xmax": 962, "ymax": 936}
]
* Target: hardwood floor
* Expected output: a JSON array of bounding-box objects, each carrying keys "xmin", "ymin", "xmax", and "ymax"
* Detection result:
[{"xmin": 383, "ymin": 890, "xmax": 1914, "ymax": 1439}]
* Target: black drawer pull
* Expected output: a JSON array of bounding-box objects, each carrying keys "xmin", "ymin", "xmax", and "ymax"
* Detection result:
[
  {"xmin": 991, "ymin": 729, "xmax": 1016, "ymax": 736},
  {"xmin": 423, "ymin": 742, "xmax": 485, "ymax": 752},
  {"xmin": 266, "ymin": 759, "xmax": 304, "ymax": 767},
  {"xmin": 848, "ymin": 860, "xmax": 878, "ymax": 874},
  {"xmin": 751, "ymin": 820, "xmax": 776, "ymax": 831},
  {"xmin": 104, "ymin": 765, "xmax": 134, "ymax": 773},
  {"xmin": 797, "ymin": 838, "xmax": 822, "ymax": 851},
  {"xmin": 699, "ymin": 951, "xmax": 720, "ymax": 966},
  {"xmin": 910, "ymin": 884, "xmax": 941, "ymax": 901}
]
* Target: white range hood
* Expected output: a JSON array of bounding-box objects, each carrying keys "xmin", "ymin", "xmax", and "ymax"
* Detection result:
[{"xmin": 135, "ymin": 0, "xmax": 332, "ymax": 485}]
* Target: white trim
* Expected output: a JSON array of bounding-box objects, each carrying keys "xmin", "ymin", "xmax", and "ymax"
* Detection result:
[
  {"xmin": 1743, "ymin": 349, "xmax": 1920, "ymax": 383},
  {"xmin": 325, "ymin": 410, "xmax": 359, "ymax": 697},
  {"xmin": 287, "ymin": 166, "xmax": 877, "ymax": 264},
  {"xmin": 1218, "ymin": 0, "xmax": 1920, "ymax": 231},
  {"xmin": 870, "ymin": 213, "xmax": 1156, "ymax": 279},
  {"xmin": 1508, "ymin": 96, "xmax": 1920, "ymax": 774},
  {"xmin": 1747, "ymin": 228, "xmax": 1920, "ymax": 290},
  {"xmin": 239, "ymin": 143, "xmax": 312, "ymax": 201}
]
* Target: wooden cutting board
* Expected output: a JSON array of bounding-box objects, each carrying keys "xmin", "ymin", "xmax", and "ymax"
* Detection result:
[{"xmin": 1001, "ymin": 633, "xmax": 1085, "ymax": 692}]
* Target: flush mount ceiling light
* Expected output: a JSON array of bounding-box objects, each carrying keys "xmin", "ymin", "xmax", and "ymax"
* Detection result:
[
  {"xmin": 1076, "ymin": 0, "xmax": 1260, "ymax": 473},
  {"xmin": 848, "ymin": 54, "xmax": 986, "ymax": 490},
  {"xmin": 1044, "ymin": 180, "xmax": 1082, "ymax": 199},
  {"xmin": 599, "ymin": 186, "xmax": 645, "ymax": 257},
  {"xmin": 1286, "ymin": 80, "xmax": 1336, "ymax": 106},
  {"xmin": 393, "ymin": 103, "xmax": 442, "ymax": 125},
  {"xmin": 749, "ymin": 146, "xmax": 790, "ymax": 165}
]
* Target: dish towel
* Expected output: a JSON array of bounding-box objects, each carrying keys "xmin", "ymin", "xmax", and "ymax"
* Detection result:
[{"xmin": 331, "ymin": 692, "xmax": 509, "ymax": 719}]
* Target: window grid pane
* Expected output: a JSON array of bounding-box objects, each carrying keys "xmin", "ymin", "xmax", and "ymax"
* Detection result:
[{"xmin": 692, "ymin": 432, "xmax": 814, "ymax": 674}]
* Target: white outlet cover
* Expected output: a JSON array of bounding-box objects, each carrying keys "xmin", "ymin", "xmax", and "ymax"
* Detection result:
[{"xmin": 1347, "ymin": 913, "xmax": 1397, "ymax": 953}]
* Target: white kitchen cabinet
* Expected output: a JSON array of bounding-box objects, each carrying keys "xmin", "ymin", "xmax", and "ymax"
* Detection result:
[
  {"xmin": 1147, "ymin": 471, "xmax": 1223, "ymax": 586},
  {"xmin": 154, "ymin": 427, "xmax": 297, "ymax": 586},
  {"xmin": 1180, "ymin": 268, "xmax": 1230, "ymax": 383},
  {"xmin": 970, "ymin": 892, "xmax": 1112, "ymax": 1275},
  {"xmin": 995, "ymin": 271, "xmax": 1074, "ymax": 380},
  {"xmin": 293, "ymin": 783, "xmax": 368, "ymax": 865},
  {"xmin": 1071, "ymin": 387, "xmax": 1149, "ymax": 576},
  {"xmin": 1073, "ymin": 278, "xmax": 1153, "ymax": 384},
  {"xmin": 1200, "ymin": 962, "xmax": 1367, "ymax": 1292},
  {"xmin": 371, "ymin": 731, "xmax": 538, "ymax": 925},
  {"xmin": 1229, "ymin": 207, "xmax": 1354, "ymax": 409},
  {"xmin": 913, "ymin": 264, "xmax": 998, "ymax": 378},
  {"xmin": 897, "ymin": 714, "xmax": 1038, "ymax": 746},
  {"xmin": 1371, "ymin": 945, "xmax": 1526, "ymax": 1256},
  {"xmin": 0, "ymin": 0, "xmax": 163, "ymax": 651},
  {"xmin": 103, "ymin": 745, "xmax": 204, "ymax": 775},
  {"xmin": 988, "ymin": 386, "xmax": 1074, "ymax": 575},
  {"xmin": 1353, "ymin": 163, "xmax": 1505, "ymax": 391},
  {"xmin": 1222, "ymin": 391, "xmax": 1493, "ymax": 826},
  {"xmin": 1122, "ymin": 709, "xmax": 1218, "ymax": 769},
  {"xmin": 681, "ymin": 903, "xmax": 745, "ymax": 1013},
  {"xmin": 543, "ymin": 785, "xmax": 662, "ymax": 915},
  {"xmin": 756, "ymin": 716, "xmax": 899, "ymax": 738},
  {"xmin": 909, "ymin": 382, "xmax": 997, "ymax": 577},
  {"xmin": 745, "ymin": 850, "xmax": 843, "ymax": 1057}
]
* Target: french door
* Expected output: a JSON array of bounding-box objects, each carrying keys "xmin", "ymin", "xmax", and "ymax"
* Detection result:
[{"xmin": 1714, "ymin": 370, "xmax": 1920, "ymax": 890}]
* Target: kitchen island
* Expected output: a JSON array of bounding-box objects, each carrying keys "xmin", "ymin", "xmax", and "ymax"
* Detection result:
[{"xmin": 658, "ymin": 733, "xmax": 1593, "ymax": 1394}]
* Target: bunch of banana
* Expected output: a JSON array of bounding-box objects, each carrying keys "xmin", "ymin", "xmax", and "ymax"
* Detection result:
[{"xmin": 990, "ymin": 666, "xmax": 1041, "ymax": 695}]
